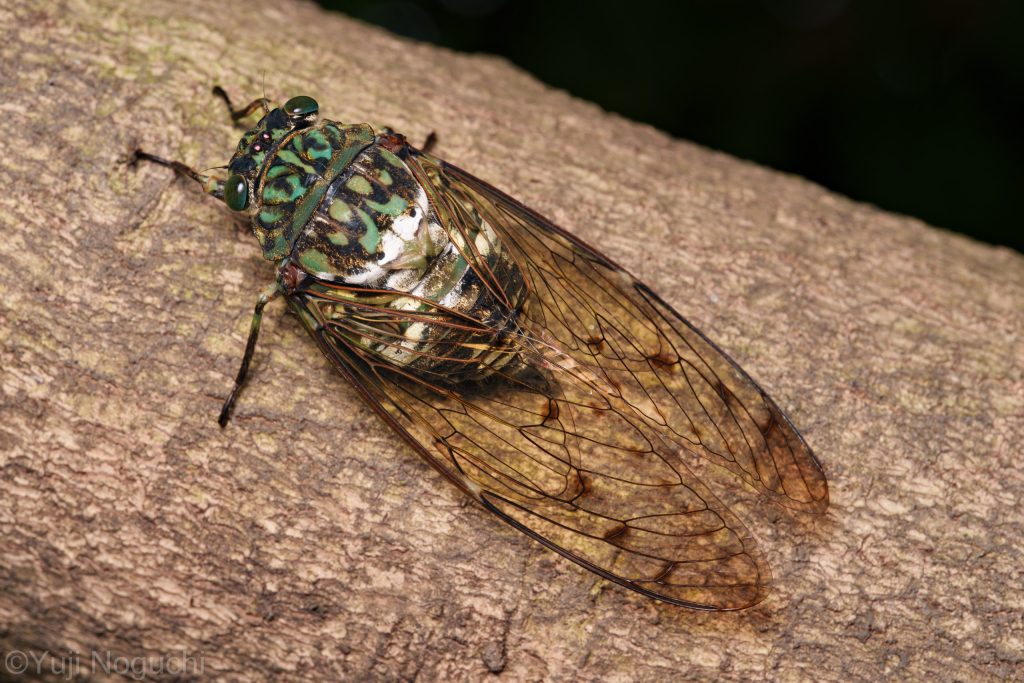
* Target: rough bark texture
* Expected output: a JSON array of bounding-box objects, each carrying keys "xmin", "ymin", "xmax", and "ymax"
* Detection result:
[{"xmin": 1, "ymin": 0, "xmax": 1022, "ymax": 681}]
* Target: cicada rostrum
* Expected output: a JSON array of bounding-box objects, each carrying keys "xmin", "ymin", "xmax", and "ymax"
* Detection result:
[{"xmin": 132, "ymin": 89, "xmax": 829, "ymax": 610}]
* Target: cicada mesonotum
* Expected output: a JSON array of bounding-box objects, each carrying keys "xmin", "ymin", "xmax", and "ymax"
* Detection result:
[{"xmin": 132, "ymin": 89, "xmax": 828, "ymax": 610}]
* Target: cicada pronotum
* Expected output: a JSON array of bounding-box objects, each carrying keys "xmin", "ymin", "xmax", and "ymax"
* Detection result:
[{"xmin": 131, "ymin": 89, "xmax": 828, "ymax": 610}]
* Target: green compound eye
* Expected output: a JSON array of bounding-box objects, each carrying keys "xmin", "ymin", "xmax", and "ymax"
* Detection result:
[
  {"xmin": 225, "ymin": 173, "xmax": 249, "ymax": 211},
  {"xmin": 283, "ymin": 95, "xmax": 318, "ymax": 123}
]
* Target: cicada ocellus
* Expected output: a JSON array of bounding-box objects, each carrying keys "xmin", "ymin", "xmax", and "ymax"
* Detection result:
[{"xmin": 132, "ymin": 89, "xmax": 828, "ymax": 610}]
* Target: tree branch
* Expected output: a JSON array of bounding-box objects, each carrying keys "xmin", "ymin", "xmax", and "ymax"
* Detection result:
[{"xmin": 1, "ymin": 0, "xmax": 1021, "ymax": 680}]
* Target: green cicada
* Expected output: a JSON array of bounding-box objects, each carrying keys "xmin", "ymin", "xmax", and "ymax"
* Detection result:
[{"xmin": 132, "ymin": 89, "xmax": 828, "ymax": 610}]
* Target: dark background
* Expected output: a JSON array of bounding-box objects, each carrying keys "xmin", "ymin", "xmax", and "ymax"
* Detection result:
[{"xmin": 319, "ymin": 0, "xmax": 1022, "ymax": 252}]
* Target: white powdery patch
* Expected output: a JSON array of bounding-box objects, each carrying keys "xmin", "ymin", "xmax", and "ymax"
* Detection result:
[
  {"xmin": 341, "ymin": 264, "xmax": 386, "ymax": 285},
  {"xmin": 378, "ymin": 231, "xmax": 406, "ymax": 269},
  {"xmin": 438, "ymin": 276, "xmax": 465, "ymax": 310},
  {"xmin": 384, "ymin": 268, "xmax": 422, "ymax": 292},
  {"xmin": 378, "ymin": 187, "xmax": 434, "ymax": 272},
  {"xmin": 378, "ymin": 295, "xmax": 427, "ymax": 365},
  {"xmin": 392, "ymin": 187, "xmax": 429, "ymax": 240}
]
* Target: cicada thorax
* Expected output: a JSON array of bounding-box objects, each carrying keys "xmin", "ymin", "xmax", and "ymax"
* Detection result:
[
  {"xmin": 243, "ymin": 117, "xmax": 377, "ymax": 260},
  {"xmin": 237, "ymin": 116, "xmax": 530, "ymax": 383}
]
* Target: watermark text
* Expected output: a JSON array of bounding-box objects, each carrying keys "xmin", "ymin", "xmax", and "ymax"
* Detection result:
[{"xmin": 4, "ymin": 648, "xmax": 204, "ymax": 680}]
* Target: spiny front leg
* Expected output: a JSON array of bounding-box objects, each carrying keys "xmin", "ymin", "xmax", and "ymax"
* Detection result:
[
  {"xmin": 212, "ymin": 85, "xmax": 271, "ymax": 123},
  {"xmin": 128, "ymin": 150, "xmax": 226, "ymax": 200}
]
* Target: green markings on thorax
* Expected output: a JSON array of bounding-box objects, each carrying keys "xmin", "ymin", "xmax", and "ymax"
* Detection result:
[
  {"xmin": 345, "ymin": 175, "xmax": 373, "ymax": 195},
  {"xmin": 274, "ymin": 149, "xmax": 317, "ymax": 175},
  {"xmin": 289, "ymin": 144, "xmax": 432, "ymax": 280},
  {"xmin": 328, "ymin": 200, "xmax": 353, "ymax": 223},
  {"xmin": 366, "ymin": 195, "xmax": 408, "ymax": 217},
  {"xmin": 250, "ymin": 122, "xmax": 374, "ymax": 260},
  {"xmin": 297, "ymin": 248, "xmax": 331, "ymax": 275},
  {"xmin": 356, "ymin": 208, "xmax": 379, "ymax": 253},
  {"xmin": 261, "ymin": 173, "xmax": 304, "ymax": 203}
]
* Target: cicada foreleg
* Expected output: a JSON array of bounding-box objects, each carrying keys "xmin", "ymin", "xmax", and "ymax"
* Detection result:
[
  {"xmin": 218, "ymin": 282, "xmax": 282, "ymax": 427},
  {"xmin": 212, "ymin": 86, "xmax": 270, "ymax": 123},
  {"xmin": 129, "ymin": 150, "xmax": 225, "ymax": 200}
]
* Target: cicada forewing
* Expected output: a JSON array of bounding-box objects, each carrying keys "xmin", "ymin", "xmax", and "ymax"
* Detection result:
[{"xmin": 285, "ymin": 146, "xmax": 828, "ymax": 611}]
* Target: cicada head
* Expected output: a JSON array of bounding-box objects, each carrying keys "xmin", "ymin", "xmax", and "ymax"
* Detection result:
[
  {"xmin": 222, "ymin": 95, "xmax": 374, "ymax": 261},
  {"xmin": 222, "ymin": 96, "xmax": 318, "ymax": 214}
]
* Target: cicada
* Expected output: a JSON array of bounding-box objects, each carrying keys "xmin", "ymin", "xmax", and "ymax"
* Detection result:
[{"xmin": 132, "ymin": 89, "xmax": 828, "ymax": 610}]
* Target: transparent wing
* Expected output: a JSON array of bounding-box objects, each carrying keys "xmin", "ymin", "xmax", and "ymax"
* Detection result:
[
  {"xmin": 414, "ymin": 154, "xmax": 829, "ymax": 513},
  {"xmin": 284, "ymin": 147, "xmax": 827, "ymax": 610}
]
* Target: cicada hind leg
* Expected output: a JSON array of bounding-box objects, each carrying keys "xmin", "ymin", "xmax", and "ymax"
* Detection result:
[{"xmin": 378, "ymin": 126, "xmax": 439, "ymax": 154}]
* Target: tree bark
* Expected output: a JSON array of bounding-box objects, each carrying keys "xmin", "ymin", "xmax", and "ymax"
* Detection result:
[{"xmin": 1, "ymin": 0, "xmax": 1022, "ymax": 680}]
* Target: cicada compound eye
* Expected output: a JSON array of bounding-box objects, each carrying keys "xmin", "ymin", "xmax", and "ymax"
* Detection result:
[
  {"xmin": 224, "ymin": 173, "xmax": 249, "ymax": 212},
  {"xmin": 283, "ymin": 95, "xmax": 319, "ymax": 127}
]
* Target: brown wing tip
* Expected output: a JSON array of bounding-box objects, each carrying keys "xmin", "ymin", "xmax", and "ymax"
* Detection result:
[{"xmin": 636, "ymin": 549, "xmax": 773, "ymax": 611}]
